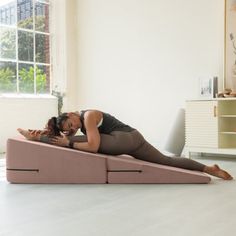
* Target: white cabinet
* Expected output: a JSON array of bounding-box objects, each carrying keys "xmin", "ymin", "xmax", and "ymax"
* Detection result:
[{"xmin": 185, "ymin": 99, "xmax": 236, "ymax": 158}]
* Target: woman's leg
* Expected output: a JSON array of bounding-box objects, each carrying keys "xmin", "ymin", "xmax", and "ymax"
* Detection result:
[
  {"xmin": 98, "ymin": 130, "xmax": 142, "ymax": 155},
  {"xmin": 99, "ymin": 130, "xmax": 200, "ymax": 170},
  {"xmin": 131, "ymin": 138, "xmax": 206, "ymax": 171},
  {"xmin": 130, "ymin": 131, "xmax": 233, "ymax": 180},
  {"xmin": 17, "ymin": 128, "xmax": 42, "ymax": 141}
]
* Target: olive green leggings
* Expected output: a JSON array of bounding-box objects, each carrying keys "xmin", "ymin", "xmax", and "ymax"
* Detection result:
[{"xmin": 41, "ymin": 129, "xmax": 205, "ymax": 172}]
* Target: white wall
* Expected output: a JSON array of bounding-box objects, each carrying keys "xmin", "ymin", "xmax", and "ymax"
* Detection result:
[
  {"xmin": 50, "ymin": 0, "xmax": 79, "ymax": 112},
  {"xmin": 0, "ymin": 96, "xmax": 57, "ymax": 152},
  {"xmin": 0, "ymin": 0, "xmax": 224, "ymax": 153},
  {"xmin": 75, "ymin": 0, "xmax": 224, "ymax": 149}
]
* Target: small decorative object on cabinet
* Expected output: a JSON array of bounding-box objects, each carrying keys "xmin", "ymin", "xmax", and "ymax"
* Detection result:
[{"xmin": 185, "ymin": 98, "xmax": 236, "ymax": 158}]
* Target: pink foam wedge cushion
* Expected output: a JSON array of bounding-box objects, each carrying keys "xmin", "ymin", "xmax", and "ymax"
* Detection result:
[
  {"xmin": 6, "ymin": 137, "xmax": 211, "ymax": 184},
  {"xmin": 107, "ymin": 156, "xmax": 211, "ymax": 184},
  {"xmin": 7, "ymin": 137, "xmax": 107, "ymax": 183}
]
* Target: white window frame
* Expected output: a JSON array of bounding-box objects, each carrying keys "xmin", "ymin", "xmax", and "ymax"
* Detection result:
[{"xmin": 0, "ymin": 0, "xmax": 51, "ymax": 95}]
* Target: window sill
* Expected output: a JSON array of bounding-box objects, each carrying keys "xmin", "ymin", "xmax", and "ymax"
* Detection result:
[{"xmin": 0, "ymin": 94, "xmax": 57, "ymax": 99}]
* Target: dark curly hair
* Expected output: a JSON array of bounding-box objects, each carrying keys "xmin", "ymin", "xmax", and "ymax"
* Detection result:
[{"xmin": 46, "ymin": 113, "xmax": 69, "ymax": 136}]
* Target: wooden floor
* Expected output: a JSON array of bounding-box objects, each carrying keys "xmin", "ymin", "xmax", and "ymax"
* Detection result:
[{"xmin": 1, "ymin": 154, "xmax": 236, "ymax": 236}]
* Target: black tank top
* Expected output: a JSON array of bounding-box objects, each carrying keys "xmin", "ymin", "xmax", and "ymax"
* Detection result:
[{"xmin": 80, "ymin": 110, "xmax": 135, "ymax": 134}]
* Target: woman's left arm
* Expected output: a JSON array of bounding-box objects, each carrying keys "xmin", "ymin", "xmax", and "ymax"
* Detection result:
[{"xmin": 72, "ymin": 111, "xmax": 100, "ymax": 152}]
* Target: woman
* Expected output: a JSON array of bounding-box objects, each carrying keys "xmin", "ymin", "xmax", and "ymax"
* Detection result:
[{"xmin": 18, "ymin": 109, "xmax": 233, "ymax": 180}]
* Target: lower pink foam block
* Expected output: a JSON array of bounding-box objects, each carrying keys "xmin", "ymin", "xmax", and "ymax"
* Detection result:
[
  {"xmin": 6, "ymin": 137, "xmax": 211, "ymax": 184},
  {"xmin": 107, "ymin": 156, "xmax": 211, "ymax": 184}
]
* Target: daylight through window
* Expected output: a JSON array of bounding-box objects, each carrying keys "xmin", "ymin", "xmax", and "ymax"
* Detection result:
[{"xmin": 0, "ymin": 0, "xmax": 50, "ymax": 94}]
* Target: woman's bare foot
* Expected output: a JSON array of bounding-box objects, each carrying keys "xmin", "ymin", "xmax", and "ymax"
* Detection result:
[
  {"xmin": 17, "ymin": 128, "xmax": 40, "ymax": 141},
  {"xmin": 204, "ymin": 164, "xmax": 233, "ymax": 180}
]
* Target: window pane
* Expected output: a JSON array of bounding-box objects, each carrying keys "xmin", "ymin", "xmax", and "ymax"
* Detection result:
[
  {"xmin": 0, "ymin": 26, "xmax": 16, "ymax": 59},
  {"xmin": 0, "ymin": 61, "xmax": 17, "ymax": 93},
  {"xmin": 35, "ymin": 1, "xmax": 49, "ymax": 32},
  {"xmin": 17, "ymin": 0, "xmax": 33, "ymax": 29},
  {"xmin": 36, "ymin": 33, "xmax": 49, "ymax": 63},
  {"xmin": 0, "ymin": 0, "xmax": 51, "ymax": 95},
  {"xmin": 18, "ymin": 63, "xmax": 34, "ymax": 93},
  {"xmin": 0, "ymin": 0, "xmax": 16, "ymax": 26},
  {"xmin": 18, "ymin": 30, "xmax": 33, "ymax": 61},
  {"xmin": 36, "ymin": 65, "xmax": 49, "ymax": 93}
]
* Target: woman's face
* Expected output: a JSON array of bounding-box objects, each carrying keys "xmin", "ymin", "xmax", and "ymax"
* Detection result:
[{"xmin": 61, "ymin": 113, "xmax": 80, "ymax": 135}]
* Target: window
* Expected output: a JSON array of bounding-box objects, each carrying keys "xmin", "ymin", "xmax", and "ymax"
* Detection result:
[{"xmin": 0, "ymin": 0, "xmax": 50, "ymax": 94}]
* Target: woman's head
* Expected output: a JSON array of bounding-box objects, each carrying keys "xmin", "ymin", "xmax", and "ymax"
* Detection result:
[
  {"xmin": 46, "ymin": 112, "xmax": 80, "ymax": 136},
  {"xmin": 46, "ymin": 113, "xmax": 68, "ymax": 136}
]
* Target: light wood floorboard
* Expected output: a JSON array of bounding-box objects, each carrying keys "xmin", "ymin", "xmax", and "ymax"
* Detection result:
[{"xmin": 0, "ymin": 155, "xmax": 236, "ymax": 236}]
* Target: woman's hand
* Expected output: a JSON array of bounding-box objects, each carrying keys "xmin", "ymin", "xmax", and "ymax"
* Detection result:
[{"xmin": 50, "ymin": 133, "xmax": 69, "ymax": 147}]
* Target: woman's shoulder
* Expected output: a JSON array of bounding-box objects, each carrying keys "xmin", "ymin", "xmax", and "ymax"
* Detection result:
[
  {"xmin": 80, "ymin": 109, "xmax": 103, "ymax": 120},
  {"xmin": 80, "ymin": 109, "xmax": 102, "ymax": 114}
]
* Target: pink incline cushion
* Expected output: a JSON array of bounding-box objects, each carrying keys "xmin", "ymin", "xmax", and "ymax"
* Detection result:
[
  {"xmin": 7, "ymin": 137, "xmax": 107, "ymax": 183},
  {"xmin": 107, "ymin": 156, "xmax": 211, "ymax": 184},
  {"xmin": 6, "ymin": 137, "xmax": 211, "ymax": 184}
]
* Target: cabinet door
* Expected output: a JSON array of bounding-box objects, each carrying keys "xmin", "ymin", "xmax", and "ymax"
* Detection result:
[{"xmin": 185, "ymin": 101, "xmax": 218, "ymax": 148}]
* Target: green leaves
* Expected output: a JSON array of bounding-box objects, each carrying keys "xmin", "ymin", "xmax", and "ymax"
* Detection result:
[
  {"xmin": 0, "ymin": 67, "xmax": 16, "ymax": 92},
  {"xmin": 0, "ymin": 65, "xmax": 47, "ymax": 93}
]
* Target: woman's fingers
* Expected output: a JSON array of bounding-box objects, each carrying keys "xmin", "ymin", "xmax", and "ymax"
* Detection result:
[
  {"xmin": 49, "ymin": 135, "xmax": 69, "ymax": 147},
  {"xmin": 50, "ymin": 137, "xmax": 62, "ymax": 145},
  {"xmin": 49, "ymin": 137, "xmax": 58, "ymax": 143}
]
